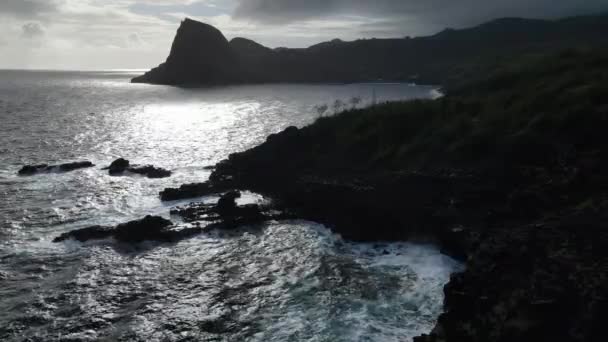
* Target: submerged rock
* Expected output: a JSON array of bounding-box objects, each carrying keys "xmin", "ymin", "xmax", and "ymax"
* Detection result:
[
  {"xmin": 18, "ymin": 161, "xmax": 94, "ymax": 176},
  {"xmin": 104, "ymin": 158, "xmax": 172, "ymax": 179},
  {"xmin": 113, "ymin": 215, "xmax": 174, "ymax": 243}
]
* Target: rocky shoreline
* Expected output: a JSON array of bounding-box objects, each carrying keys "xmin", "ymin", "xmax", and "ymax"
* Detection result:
[
  {"xmin": 151, "ymin": 50, "xmax": 608, "ymax": 341},
  {"xmin": 54, "ymin": 49, "xmax": 608, "ymax": 340},
  {"xmin": 156, "ymin": 124, "xmax": 605, "ymax": 342}
]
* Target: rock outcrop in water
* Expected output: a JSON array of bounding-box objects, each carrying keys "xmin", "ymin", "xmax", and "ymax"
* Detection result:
[
  {"xmin": 53, "ymin": 215, "xmax": 182, "ymax": 243},
  {"xmin": 54, "ymin": 192, "xmax": 291, "ymax": 244},
  {"xmin": 160, "ymin": 182, "xmax": 220, "ymax": 201},
  {"xmin": 132, "ymin": 14, "xmax": 608, "ymax": 86},
  {"xmin": 103, "ymin": 158, "xmax": 172, "ymax": 178},
  {"xmin": 18, "ymin": 161, "xmax": 94, "ymax": 176}
]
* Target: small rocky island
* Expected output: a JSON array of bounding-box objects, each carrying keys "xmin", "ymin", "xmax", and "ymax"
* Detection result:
[{"xmin": 103, "ymin": 158, "xmax": 172, "ymax": 178}]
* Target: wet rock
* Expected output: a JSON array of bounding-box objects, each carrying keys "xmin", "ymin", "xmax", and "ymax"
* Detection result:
[
  {"xmin": 53, "ymin": 225, "xmax": 114, "ymax": 242},
  {"xmin": 216, "ymin": 190, "xmax": 241, "ymax": 215},
  {"xmin": 58, "ymin": 161, "xmax": 95, "ymax": 172},
  {"xmin": 107, "ymin": 158, "xmax": 130, "ymax": 175},
  {"xmin": 18, "ymin": 161, "xmax": 94, "ymax": 176},
  {"xmin": 170, "ymin": 190, "xmax": 291, "ymax": 229},
  {"xmin": 128, "ymin": 165, "xmax": 172, "ymax": 179},
  {"xmin": 18, "ymin": 164, "xmax": 49, "ymax": 175},
  {"xmin": 53, "ymin": 216, "xmax": 198, "ymax": 243},
  {"xmin": 113, "ymin": 215, "xmax": 173, "ymax": 243},
  {"xmin": 104, "ymin": 158, "xmax": 172, "ymax": 179},
  {"xmin": 160, "ymin": 182, "xmax": 217, "ymax": 201},
  {"xmin": 54, "ymin": 195, "xmax": 291, "ymax": 244}
]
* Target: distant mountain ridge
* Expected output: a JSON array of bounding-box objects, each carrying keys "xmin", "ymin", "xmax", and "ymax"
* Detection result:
[{"xmin": 132, "ymin": 14, "xmax": 608, "ymax": 86}]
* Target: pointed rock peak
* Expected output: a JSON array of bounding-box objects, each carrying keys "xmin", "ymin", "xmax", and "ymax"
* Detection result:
[{"xmin": 177, "ymin": 17, "xmax": 224, "ymax": 37}]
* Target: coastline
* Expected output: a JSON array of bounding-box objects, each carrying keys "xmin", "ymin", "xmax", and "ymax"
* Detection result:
[{"xmin": 156, "ymin": 49, "xmax": 608, "ymax": 341}]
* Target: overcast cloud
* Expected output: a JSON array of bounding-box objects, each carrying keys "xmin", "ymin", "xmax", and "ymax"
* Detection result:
[
  {"xmin": 235, "ymin": 0, "xmax": 608, "ymax": 32},
  {"xmin": 0, "ymin": 0, "xmax": 59, "ymax": 18},
  {"xmin": 0, "ymin": 0, "xmax": 607, "ymax": 69}
]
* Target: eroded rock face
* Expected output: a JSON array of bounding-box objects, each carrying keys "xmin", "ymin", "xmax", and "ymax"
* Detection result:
[{"xmin": 18, "ymin": 161, "xmax": 94, "ymax": 176}]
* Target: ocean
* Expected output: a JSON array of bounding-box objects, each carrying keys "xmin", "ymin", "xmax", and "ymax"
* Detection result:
[{"xmin": 0, "ymin": 70, "xmax": 460, "ymax": 341}]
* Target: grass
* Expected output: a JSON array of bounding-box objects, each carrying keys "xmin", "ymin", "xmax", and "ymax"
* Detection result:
[{"xmin": 295, "ymin": 48, "xmax": 608, "ymax": 172}]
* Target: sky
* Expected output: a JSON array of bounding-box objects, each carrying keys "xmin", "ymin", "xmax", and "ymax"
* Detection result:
[{"xmin": 1, "ymin": 0, "xmax": 607, "ymax": 70}]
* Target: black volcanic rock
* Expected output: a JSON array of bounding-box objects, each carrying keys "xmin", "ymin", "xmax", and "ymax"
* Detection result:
[
  {"xmin": 170, "ymin": 190, "xmax": 291, "ymax": 229},
  {"xmin": 132, "ymin": 18, "xmax": 240, "ymax": 85},
  {"xmin": 54, "ymin": 198, "xmax": 291, "ymax": 244},
  {"xmin": 128, "ymin": 165, "xmax": 172, "ymax": 179},
  {"xmin": 189, "ymin": 50, "xmax": 608, "ymax": 342},
  {"xmin": 113, "ymin": 215, "xmax": 174, "ymax": 243},
  {"xmin": 18, "ymin": 164, "xmax": 51, "ymax": 175},
  {"xmin": 104, "ymin": 158, "xmax": 172, "ymax": 179},
  {"xmin": 53, "ymin": 225, "xmax": 114, "ymax": 242},
  {"xmin": 160, "ymin": 182, "xmax": 219, "ymax": 201},
  {"xmin": 53, "ymin": 216, "xmax": 186, "ymax": 243},
  {"xmin": 18, "ymin": 161, "xmax": 94, "ymax": 176},
  {"xmin": 107, "ymin": 158, "xmax": 130, "ymax": 175},
  {"xmin": 132, "ymin": 14, "xmax": 608, "ymax": 86}
]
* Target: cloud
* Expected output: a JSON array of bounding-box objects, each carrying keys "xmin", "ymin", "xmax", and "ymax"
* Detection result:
[
  {"xmin": 3, "ymin": 0, "xmax": 607, "ymax": 70},
  {"xmin": 130, "ymin": 0, "xmax": 233, "ymax": 22},
  {"xmin": 0, "ymin": 0, "xmax": 59, "ymax": 19},
  {"xmin": 22, "ymin": 22, "xmax": 45, "ymax": 38},
  {"xmin": 233, "ymin": 0, "xmax": 608, "ymax": 35}
]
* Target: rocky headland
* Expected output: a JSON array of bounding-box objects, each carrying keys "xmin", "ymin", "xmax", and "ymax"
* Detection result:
[
  {"xmin": 133, "ymin": 15, "xmax": 608, "ymax": 86},
  {"xmin": 152, "ymin": 49, "xmax": 608, "ymax": 341}
]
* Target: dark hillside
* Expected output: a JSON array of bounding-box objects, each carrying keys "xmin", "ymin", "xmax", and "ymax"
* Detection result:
[
  {"xmin": 176, "ymin": 49, "xmax": 608, "ymax": 342},
  {"xmin": 133, "ymin": 14, "xmax": 608, "ymax": 86}
]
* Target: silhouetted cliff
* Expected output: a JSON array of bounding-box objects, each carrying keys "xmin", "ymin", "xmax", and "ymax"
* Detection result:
[
  {"xmin": 133, "ymin": 14, "xmax": 608, "ymax": 86},
  {"xmin": 132, "ymin": 18, "xmax": 241, "ymax": 85}
]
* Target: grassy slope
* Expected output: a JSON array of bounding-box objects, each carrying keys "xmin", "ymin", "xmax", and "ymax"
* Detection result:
[{"xmin": 297, "ymin": 48, "xmax": 608, "ymax": 172}]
